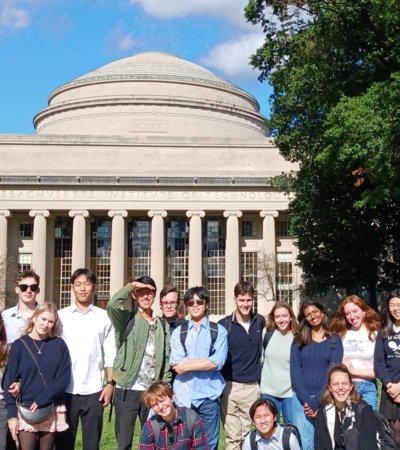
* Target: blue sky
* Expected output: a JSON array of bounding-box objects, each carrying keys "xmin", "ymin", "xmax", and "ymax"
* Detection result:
[{"xmin": 0, "ymin": 0, "xmax": 272, "ymax": 134}]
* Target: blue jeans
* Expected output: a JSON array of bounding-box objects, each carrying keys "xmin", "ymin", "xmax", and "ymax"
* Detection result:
[
  {"xmin": 0, "ymin": 398, "xmax": 7, "ymax": 450},
  {"xmin": 291, "ymin": 394, "xmax": 315, "ymax": 450},
  {"xmin": 354, "ymin": 380, "xmax": 377, "ymax": 410},
  {"xmin": 260, "ymin": 393, "xmax": 294, "ymax": 424},
  {"xmin": 192, "ymin": 398, "xmax": 220, "ymax": 450}
]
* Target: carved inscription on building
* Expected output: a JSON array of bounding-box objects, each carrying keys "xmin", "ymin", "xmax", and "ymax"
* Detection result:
[{"xmin": 131, "ymin": 120, "xmax": 168, "ymax": 133}]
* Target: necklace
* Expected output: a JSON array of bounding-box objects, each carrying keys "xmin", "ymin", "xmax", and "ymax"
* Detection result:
[{"xmin": 31, "ymin": 338, "xmax": 45, "ymax": 354}]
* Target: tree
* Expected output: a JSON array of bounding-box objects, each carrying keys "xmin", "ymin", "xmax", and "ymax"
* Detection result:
[{"xmin": 245, "ymin": 0, "xmax": 400, "ymax": 306}]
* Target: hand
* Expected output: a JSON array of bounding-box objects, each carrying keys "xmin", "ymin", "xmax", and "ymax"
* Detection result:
[
  {"xmin": 8, "ymin": 382, "xmax": 21, "ymax": 398},
  {"xmin": 8, "ymin": 418, "xmax": 19, "ymax": 442},
  {"xmin": 172, "ymin": 361, "xmax": 187, "ymax": 375},
  {"xmin": 99, "ymin": 384, "xmax": 114, "ymax": 407},
  {"xmin": 342, "ymin": 358, "xmax": 354, "ymax": 373},
  {"xmin": 29, "ymin": 402, "xmax": 38, "ymax": 412},
  {"xmin": 387, "ymin": 382, "xmax": 400, "ymax": 399},
  {"xmin": 132, "ymin": 281, "xmax": 156, "ymax": 293},
  {"xmin": 303, "ymin": 402, "xmax": 316, "ymax": 418}
]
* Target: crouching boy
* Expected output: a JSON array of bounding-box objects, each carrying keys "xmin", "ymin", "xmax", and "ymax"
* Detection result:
[{"xmin": 139, "ymin": 381, "xmax": 209, "ymax": 450}]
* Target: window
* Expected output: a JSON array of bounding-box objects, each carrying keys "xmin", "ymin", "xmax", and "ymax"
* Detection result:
[
  {"xmin": 242, "ymin": 220, "xmax": 257, "ymax": 237},
  {"xmin": 167, "ymin": 218, "xmax": 189, "ymax": 295},
  {"xmin": 276, "ymin": 252, "xmax": 293, "ymax": 303},
  {"xmin": 276, "ymin": 219, "xmax": 289, "ymax": 237},
  {"xmin": 19, "ymin": 223, "xmax": 32, "ymax": 238},
  {"xmin": 18, "ymin": 253, "xmax": 32, "ymax": 272}
]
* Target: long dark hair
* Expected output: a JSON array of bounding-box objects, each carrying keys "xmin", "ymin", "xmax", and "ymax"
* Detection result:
[
  {"xmin": 381, "ymin": 288, "xmax": 400, "ymax": 338},
  {"xmin": 294, "ymin": 299, "xmax": 331, "ymax": 346},
  {"xmin": 0, "ymin": 312, "xmax": 7, "ymax": 368}
]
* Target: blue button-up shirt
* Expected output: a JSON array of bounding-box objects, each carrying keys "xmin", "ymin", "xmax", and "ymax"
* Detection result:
[{"xmin": 170, "ymin": 318, "xmax": 228, "ymax": 407}]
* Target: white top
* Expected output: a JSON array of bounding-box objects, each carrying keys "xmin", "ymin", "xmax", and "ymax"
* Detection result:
[
  {"xmin": 58, "ymin": 303, "xmax": 116, "ymax": 395},
  {"xmin": 2, "ymin": 304, "xmax": 37, "ymax": 345},
  {"xmin": 342, "ymin": 327, "xmax": 376, "ymax": 381}
]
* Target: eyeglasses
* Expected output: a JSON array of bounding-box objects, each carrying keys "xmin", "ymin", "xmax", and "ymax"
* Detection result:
[
  {"xmin": 186, "ymin": 299, "xmax": 206, "ymax": 307},
  {"xmin": 161, "ymin": 301, "xmax": 178, "ymax": 307},
  {"xmin": 18, "ymin": 284, "xmax": 39, "ymax": 293},
  {"xmin": 166, "ymin": 424, "xmax": 176, "ymax": 445}
]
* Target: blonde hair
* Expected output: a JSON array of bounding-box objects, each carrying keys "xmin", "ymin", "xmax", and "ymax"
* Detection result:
[{"xmin": 23, "ymin": 303, "xmax": 59, "ymax": 338}]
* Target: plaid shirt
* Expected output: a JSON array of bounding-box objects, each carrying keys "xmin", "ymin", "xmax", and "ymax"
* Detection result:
[{"xmin": 138, "ymin": 406, "xmax": 209, "ymax": 450}]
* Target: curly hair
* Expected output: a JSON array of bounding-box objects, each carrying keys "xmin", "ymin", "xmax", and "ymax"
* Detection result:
[{"xmin": 329, "ymin": 295, "xmax": 380, "ymax": 340}]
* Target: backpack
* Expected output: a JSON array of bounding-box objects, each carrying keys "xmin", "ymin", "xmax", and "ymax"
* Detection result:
[
  {"xmin": 248, "ymin": 423, "xmax": 301, "ymax": 450},
  {"xmin": 356, "ymin": 402, "xmax": 395, "ymax": 450},
  {"xmin": 150, "ymin": 407, "xmax": 198, "ymax": 444},
  {"xmin": 179, "ymin": 321, "xmax": 218, "ymax": 357}
]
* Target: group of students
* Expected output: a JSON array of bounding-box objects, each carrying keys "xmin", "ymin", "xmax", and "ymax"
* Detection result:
[{"xmin": 1, "ymin": 268, "xmax": 400, "ymax": 450}]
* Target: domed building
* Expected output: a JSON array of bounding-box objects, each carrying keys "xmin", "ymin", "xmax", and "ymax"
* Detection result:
[{"xmin": 0, "ymin": 52, "xmax": 300, "ymax": 316}]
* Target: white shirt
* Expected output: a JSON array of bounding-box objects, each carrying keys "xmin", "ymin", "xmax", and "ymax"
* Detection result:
[
  {"xmin": 58, "ymin": 303, "xmax": 116, "ymax": 395},
  {"xmin": 2, "ymin": 303, "xmax": 37, "ymax": 345},
  {"xmin": 343, "ymin": 327, "xmax": 376, "ymax": 381}
]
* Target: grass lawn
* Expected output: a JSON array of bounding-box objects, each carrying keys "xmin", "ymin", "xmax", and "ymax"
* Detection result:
[{"xmin": 74, "ymin": 409, "xmax": 227, "ymax": 449}]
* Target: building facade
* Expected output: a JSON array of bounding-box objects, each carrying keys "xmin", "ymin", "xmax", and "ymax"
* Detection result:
[{"xmin": 0, "ymin": 52, "xmax": 300, "ymax": 317}]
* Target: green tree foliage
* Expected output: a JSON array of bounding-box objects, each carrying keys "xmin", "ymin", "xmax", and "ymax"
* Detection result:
[{"xmin": 245, "ymin": 0, "xmax": 400, "ymax": 304}]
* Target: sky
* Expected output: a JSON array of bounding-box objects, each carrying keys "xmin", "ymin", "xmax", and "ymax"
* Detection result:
[{"xmin": 0, "ymin": 0, "xmax": 273, "ymax": 135}]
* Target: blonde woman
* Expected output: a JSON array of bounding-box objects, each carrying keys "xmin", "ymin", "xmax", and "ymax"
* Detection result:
[{"xmin": 4, "ymin": 303, "xmax": 71, "ymax": 450}]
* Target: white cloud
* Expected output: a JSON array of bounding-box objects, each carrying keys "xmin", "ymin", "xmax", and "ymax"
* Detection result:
[
  {"xmin": 0, "ymin": 0, "xmax": 29, "ymax": 29},
  {"xmin": 200, "ymin": 31, "xmax": 264, "ymax": 79},
  {"xmin": 104, "ymin": 22, "xmax": 136, "ymax": 55},
  {"xmin": 126, "ymin": 0, "xmax": 251, "ymax": 27}
]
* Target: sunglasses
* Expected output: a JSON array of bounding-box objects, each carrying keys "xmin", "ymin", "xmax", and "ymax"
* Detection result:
[
  {"xmin": 186, "ymin": 299, "xmax": 206, "ymax": 307},
  {"xmin": 18, "ymin": 284, "xmax": 39, "ymax": 293}
]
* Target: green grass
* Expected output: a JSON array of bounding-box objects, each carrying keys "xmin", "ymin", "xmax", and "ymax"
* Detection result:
[{"xmin": 74, "ymin": 409, "xmax": 226, "ymax": 449}]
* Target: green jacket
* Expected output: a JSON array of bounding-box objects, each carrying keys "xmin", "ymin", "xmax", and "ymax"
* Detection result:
[{"xmin": 107, "ymin": 284, "xmax": 171, "ymax": 388}]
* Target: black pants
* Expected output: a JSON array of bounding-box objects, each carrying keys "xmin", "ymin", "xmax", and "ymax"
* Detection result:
[
  {"xmin": 55, "ymin": 392, "xmax": 104, "ymax": 450},
  {"xmin": 114, "ymin": 388, "xmax": 149, "ymax": 450}
]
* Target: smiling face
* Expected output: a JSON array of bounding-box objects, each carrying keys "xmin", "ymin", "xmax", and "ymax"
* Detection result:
[
  {"xmin": 252, "ymin": 404, "xmax": 276, "ymax": 439},
  {"xmin": 389, "ymin": 297, "xmax": 400, "ymax": 326},
  {"xmin": 274, "ymin": 306, "xmax": 291, "ymax": 332},
  {"xmin": 135, "ymin": 287, "xmax": 156, "ymax": 313},
  {"xmin": 234, "ymin": 293, "xmax": 253, "ymax": 320},
  {"xmin": 150, "ymin": 395, "xmax": 175, "ymax": 423},
  {"xmin": 343, "ymin": 302, "xmax": 365, "ymax": 330},
  {"xmin": 304, "ymin": 305, "xmax": 324, "ymax": 329},
  {"xmin": 186, "ymin": 294, "xmax": 208, "ymax": 323},
  {"xmin": 328, "ymin": 370, "xmax": 353, "ymax": 407},
  {"xmin": 33, "ymin": 310, "xmax": 56, "ymax": 338}
]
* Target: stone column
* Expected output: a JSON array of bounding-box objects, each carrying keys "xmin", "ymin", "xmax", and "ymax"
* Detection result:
[
  {"xmin": 29, "ymin": 210, "xmax": 50, "ymax": 303},
  {"xmin": 0, "ymin": 210, "xmax": 11, "ymax": 310},
  {"xmin": 223, "ymin": 210, "xmax": 242, "ymax": 310},
  {"xmin": 69, "ymin": 210, "xmax": 89, "ymax": 274},
  {"xmin": 148, "ymin": 210, "xmax": 167, "ymax": 294},
  {"xmin": 108, "ymin": 210, "xmax": 128, "ymax": 296},
  {"xmin": 259, "ymin": 210, "xmax": 279, "ymax": 310},
  {"xmin": 186, "ymin": 210, "xmax": 205, "ymax": 287}
]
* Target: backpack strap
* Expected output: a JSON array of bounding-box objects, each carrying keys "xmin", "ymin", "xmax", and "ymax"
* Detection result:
[
  {"xmin": 282, "ymin": 427, "xmax": 293, "ymax": 450},
  {"xmin": 180, "ymin": 322, "xmax": 189, "ymax": 357},
  {"xmin": 119, "ymin": 312, "xmax": 135, "ymax": 347},
  {"xmin": 180, "ymin": 321, "xmax": 218, "ymax": 357},
  {"xmin": 150, "ymin": 417, "xmax": 161, "ymax": 445},
  {"xmin": 249, "ymin": 429, "xmax": 257, "ymax": 450},
  {"xmin": 263, "ymin": 330, "xmax": 275, "ymax": 352},
  {"xmin": 209, "ymin": 322, "xmax": 218, "ymax": 356},
  {"xmin": 185, "ymin": 407, "xmax": 198, "ymax": 438}
]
